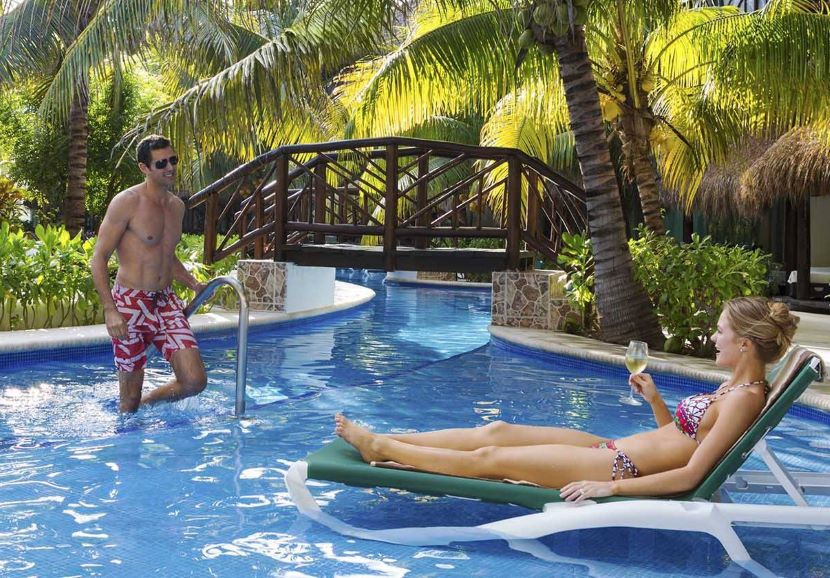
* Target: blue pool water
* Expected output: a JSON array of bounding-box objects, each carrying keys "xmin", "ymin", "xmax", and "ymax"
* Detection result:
[{"xmin": 0, "ymin": 272, "xmax": 828, "ymax": 577}]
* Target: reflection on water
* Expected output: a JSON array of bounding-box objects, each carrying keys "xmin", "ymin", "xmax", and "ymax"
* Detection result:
[{"xmin": 0, "ymin": 272, "xmax": 828, "ymax": 577}]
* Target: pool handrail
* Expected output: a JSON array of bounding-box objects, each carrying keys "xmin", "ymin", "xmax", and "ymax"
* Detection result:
[{"xmin": 184, "ymin": 276, "xmax": 250, "ymax": 417}]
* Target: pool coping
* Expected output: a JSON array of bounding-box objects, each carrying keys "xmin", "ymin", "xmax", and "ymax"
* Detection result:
[
  {"xmin": 0, "ymin": 280, "xmax": 375, "ymax": 355},
  {"xmin": 489, "ymin": 325, "xmax": 830, "ymax": 412}
]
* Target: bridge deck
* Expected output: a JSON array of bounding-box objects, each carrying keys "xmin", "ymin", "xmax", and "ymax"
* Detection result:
[{"xmin": 280, "ymin": 244, "xmax": 534, "ymax": 272}]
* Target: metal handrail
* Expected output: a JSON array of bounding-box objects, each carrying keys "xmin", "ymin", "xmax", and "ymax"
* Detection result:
[{"xmin": 184, "ymin": 276, "xmax": 250, "ymax": 416}]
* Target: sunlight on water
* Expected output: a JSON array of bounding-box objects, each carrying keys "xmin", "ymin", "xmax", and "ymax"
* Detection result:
[{"xmin": 0, "ymin": 272, "xmax": 827, "ymax": 577}]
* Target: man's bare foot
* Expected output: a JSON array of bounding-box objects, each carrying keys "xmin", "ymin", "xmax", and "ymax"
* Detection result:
[{"xmin": 334, "ymin": 413, "xmax": 385, "ymax": 463}]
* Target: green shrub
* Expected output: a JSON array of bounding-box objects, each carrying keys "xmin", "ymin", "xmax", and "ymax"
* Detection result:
[
  {"xmin": 174, "ymin": 234, "xmax": 239, "ymax": 309},
  {"xmin": 0, "ymin": 225, "xmax": 238, "ymax": 331},
  {"xmin": 556, "ymin": 231, "xmax": 595, "ymax": 328},
  {"xmin": 0, "ymin": 176, "xmax": 34, "ymax": 224},
  {"xmin": 557, "ymin": 229, "xmax": 771, "ymax": 356},
  {"xmin": 629, "ymin": 228, "xmax": 770, "ymax": 356}
]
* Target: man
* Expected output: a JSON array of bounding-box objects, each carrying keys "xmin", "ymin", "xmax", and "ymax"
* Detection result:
[{"xmin": 91, "ymin": 135, "xmax": 208, "ymax": 412}]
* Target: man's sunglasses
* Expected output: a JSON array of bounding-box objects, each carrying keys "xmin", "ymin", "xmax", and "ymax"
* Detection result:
[{"xmin": 152, "ymin": 156, "xmax": 179, "ymax": 170}]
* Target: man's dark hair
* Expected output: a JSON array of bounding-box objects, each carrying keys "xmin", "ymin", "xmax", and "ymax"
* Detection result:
[{"xmin": 136, "ymin": 134, "xmax": 172, "ymax": 166}]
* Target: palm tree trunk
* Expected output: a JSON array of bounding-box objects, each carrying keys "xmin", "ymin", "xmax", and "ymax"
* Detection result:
[
  {"xmin": 63, "ymin": 81, "xmax": 89, "ymax": 237},
  {"xmin": 551, "ymin": 28, "xmax": 664, "ymax": 346},
  {"xmin": 62, "ymin": 4, "xmax": 94, "ymax": 238},
  {"xmin": 619, "ymin": 111, "xmax": 665, "ymax": 235}
]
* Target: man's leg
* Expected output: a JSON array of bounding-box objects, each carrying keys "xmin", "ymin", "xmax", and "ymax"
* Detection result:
[
  {"xmin": 140, "ymin": 348, "xmax": 207, "ymax": 406},
  {"xmin": 119, "ymin": 370, "xmax": 144, "ymax": 413}
]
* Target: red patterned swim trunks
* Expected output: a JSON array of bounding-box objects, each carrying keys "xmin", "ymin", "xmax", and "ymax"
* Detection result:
[{"xmin": 111, "ymin": 282, "xmax": 198, "ymax": 373}]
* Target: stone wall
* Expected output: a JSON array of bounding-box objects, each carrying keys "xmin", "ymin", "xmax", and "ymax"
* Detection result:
[
  {"xmin": 491, "ymin": 269, "xmax": 581, "ymax": 331},
  {"xmin": 237, "ymin": 260, "xmax": 335, "ymax": 313},
  {"xmin": 238, "ymin": 260, "xmax": 287, "ymax": 311}
]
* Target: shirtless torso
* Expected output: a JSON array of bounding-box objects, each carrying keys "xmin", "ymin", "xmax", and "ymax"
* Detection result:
[
  {"xmin": 107, "ymin": 184, "xmax": 185, "ymax": 291},
  {"xmin": 90, "ymin": 140, "xmax": 207, "ymax": 412}
]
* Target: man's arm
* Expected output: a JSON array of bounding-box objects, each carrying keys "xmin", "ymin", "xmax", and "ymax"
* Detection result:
[
  {"xmin": 173, "ymin": 258, "xmax": 206, "ymax": 294},
  {"xmin": 90, "ymin": 194, "xmax": 132, "ymax": 339}
]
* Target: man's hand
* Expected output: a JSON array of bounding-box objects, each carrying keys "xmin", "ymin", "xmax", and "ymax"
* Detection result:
[
  {"xmin": 105, "ymin": 308, "xmax": 128, "ymax": 339},
  {"xmin": 192, "ymin": 281, "xmax": 208, "ymax": 295}
]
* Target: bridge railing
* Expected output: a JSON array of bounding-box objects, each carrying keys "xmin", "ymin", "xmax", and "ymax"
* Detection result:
[{"xmin": 188, "ymin": 137, "xmax": 586, "ymax": 270}]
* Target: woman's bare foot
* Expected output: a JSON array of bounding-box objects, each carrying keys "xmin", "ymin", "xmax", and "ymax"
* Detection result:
[{"xmin": 334, "ymin": 413, "xmax": 385, "ymax": 463}]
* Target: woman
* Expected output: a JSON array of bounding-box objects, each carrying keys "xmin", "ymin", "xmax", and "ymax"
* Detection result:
[{"xmin": 335, "ymin": 297, "xmax": 799, "ymax": 501}]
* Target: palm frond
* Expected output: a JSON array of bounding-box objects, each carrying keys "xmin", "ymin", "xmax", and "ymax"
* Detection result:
[
  {"xmin": 710, "ymin": 11, "xmax": 830, "ymax": 133},
  {"xmin": 481, "ymin": 79, "xmax": 575, "ymax": 174},
  {"xmin": 0, "ymin": 0, "xmax": 75, "ymax": 83},
  {"xmin": 336, "ymin": 4, "xmax": 556, "ymax": 138}
]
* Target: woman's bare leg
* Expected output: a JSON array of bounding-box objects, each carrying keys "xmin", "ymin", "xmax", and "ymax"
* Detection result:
[
  {"xmin": 386, "ymin": 420, "xmax": 605, "ymax": 450},
  {"xmin": 335, "ymin": 414, "xmax": 613, "ymax": 487}
]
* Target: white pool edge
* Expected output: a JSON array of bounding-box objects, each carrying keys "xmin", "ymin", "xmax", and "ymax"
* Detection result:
[{"xmin": 0, "ymin": 280, "xmax": 375, "ymax": 355}]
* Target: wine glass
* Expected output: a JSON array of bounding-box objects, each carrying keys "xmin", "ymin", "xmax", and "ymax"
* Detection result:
[{"xmin": 620, "ymin": 340, "xmax": 648, "ymax": 406}]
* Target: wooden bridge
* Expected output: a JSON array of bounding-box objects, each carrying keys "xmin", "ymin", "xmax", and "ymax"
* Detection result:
[{"xmin": 189, "ymin": 137, "xmax": 587, "ymax": 272}]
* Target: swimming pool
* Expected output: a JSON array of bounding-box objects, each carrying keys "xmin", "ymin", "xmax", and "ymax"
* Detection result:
[{"xmin": 0, "ymin": 272, "xmax": 828, "ymax": 577}]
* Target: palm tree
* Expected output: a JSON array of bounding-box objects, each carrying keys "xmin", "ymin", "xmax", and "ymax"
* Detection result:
[
  {"xmin": 530, "ymin": 0, "xmax": 667, "ymax": 345},
  {"xmin": 0, "ymin": 0, "xmax": 98, "ymax": 235},
  {"xmin": 336, "ymin": 0, "xmax": 669, "ymax": 345},
  {"xmin": 1, "ymin": 0, "xmax": 400, "ymax": 228},
  {"xmin": 117, "ymin": 0, "xmax": 400, "ymax": 191}
]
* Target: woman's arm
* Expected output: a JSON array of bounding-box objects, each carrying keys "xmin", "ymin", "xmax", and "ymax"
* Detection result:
[
  {"xmin": 561, "ymin": 391, "xmax": 761, "ymax": 500},
  {"xmin": 630, "ymin": 373, "xmax": 673, "ymax": 427}
]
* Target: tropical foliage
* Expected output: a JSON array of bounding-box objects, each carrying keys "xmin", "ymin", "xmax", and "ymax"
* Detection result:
[
  {"xmin": 0, "ymin": 74, "xmax": 153, "ymax": 225},
  {"xmin": 558, "ymin": 229, "xmax": 771, "ymax": 357},
  {"xmin": 0, "ymin": 175, "xmax": 35, "ymax": 223},
  {"xmin": 0, "ymin": 223, "xmax": 103, "ymax": 330},
  {"xmin": 0, "ymin": 224, "xmax": 237, "ymax": 331},
  {"xmin": 35, "ymin": 0, "xmax": 400, "ymax": 191},
  {"xmin": 630, "ymin": 229, "xmax": 771, "ymax": 356}
]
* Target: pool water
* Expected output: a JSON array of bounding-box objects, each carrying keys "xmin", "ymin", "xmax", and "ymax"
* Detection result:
[{"xmin": 0, "ymin": 272, "xmax": 828, "ymax": 577}]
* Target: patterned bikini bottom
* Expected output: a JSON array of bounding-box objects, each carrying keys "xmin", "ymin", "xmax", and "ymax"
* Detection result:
[{"xmin": 591, "ymin": 439, "xmax": 641, "ymax": 480}]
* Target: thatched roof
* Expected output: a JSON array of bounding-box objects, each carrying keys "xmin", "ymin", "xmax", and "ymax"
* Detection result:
[
  {"xmin": 739, "ymin": 127, "xmax": 830, "ymax": 215},
  {"xmin": 664, "ymin": 129, "xmax": 829, "ymax": 221},
  {"xmin": 693, "ymin": 138, "xmax": 771, "ymax": 221}
]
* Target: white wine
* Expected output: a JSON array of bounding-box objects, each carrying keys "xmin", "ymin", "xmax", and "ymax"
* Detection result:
[{"xmin": 625, "ymin": 355, "xmax": 647, "ymax": 375}]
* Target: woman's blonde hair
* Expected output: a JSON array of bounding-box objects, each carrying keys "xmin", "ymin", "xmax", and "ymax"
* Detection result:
[{"xmin": 723, "ymin": 297, "xmax": 799, "ymax": 363}]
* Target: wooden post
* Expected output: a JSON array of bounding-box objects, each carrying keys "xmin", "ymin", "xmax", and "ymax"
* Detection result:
[
  {"xmin": 254, "ymin": 179, "xmax": 264, "ymax": 259},
  {"xmin": 240, "ymin": 202, "xmax": 249, "ymax": 258},
  {"xmin": 527, "ymin": 172, "xmax": 539, "ymax": 240},
  {"xmin": 783, "ymin": 199, "xmax": 798, "ymax": 277},
  {"xmin": 506, "ymin": 157, "xmax": 522, "ymax": 270},
  {"xmin": 452, "ymin": 189, "xmax": 459, "ymax": 248},
  {"xmin": 338, "ymin": 186, "xmax": 347, "ymax": 243},
  {"xmin": 416, "ymin": 154, "xmax": 429, "ymax": 249},
  {"xmin": 274, "ymin": 155, "xmax": 289, "ymax": 262},
  {"xmin": 682, "ymin": 213, "xmax": 694, "ymax": 244},
  {"xmin": 384, "ymin": 145, "xmax": 398, "ymax": 271},
  {"xmin": 204, "ymin": 193, "xmax": 218, "ymax": 265},
  {"xmin": 314, "ymin": 162, "xmax": 327, "ymax": 244},
  {"xmin": 796, "ymin": 196, "xmax": 811, "ymax": 300}
]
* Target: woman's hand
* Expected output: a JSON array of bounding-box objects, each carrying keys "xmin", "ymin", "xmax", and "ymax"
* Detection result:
[
  {"xmin": 560, "ymin": 480, "xmax": 615, "ymax": 502},
  {"xmin": 629, "ymin": 373, "xmax": 660, "ymax": 404}
]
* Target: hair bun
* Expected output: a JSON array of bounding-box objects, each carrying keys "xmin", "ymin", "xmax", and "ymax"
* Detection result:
[
  {"xmin": 768, "ymin": 301, "xmax": 799, "ymax": 344},
  {"xmin": 725, "ymin": 297, "xmax": 799, "ymax": 363}
]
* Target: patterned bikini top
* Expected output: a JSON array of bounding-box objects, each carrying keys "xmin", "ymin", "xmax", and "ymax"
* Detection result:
[{"xmin": 673, "ymin": 380, "xmax": 768, "ymax": 442}]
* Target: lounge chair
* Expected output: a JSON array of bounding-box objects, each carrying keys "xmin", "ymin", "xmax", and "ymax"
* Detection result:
[{"xmin": 284, "ymin": 347, "xmax": 830, "ymax": 578}]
